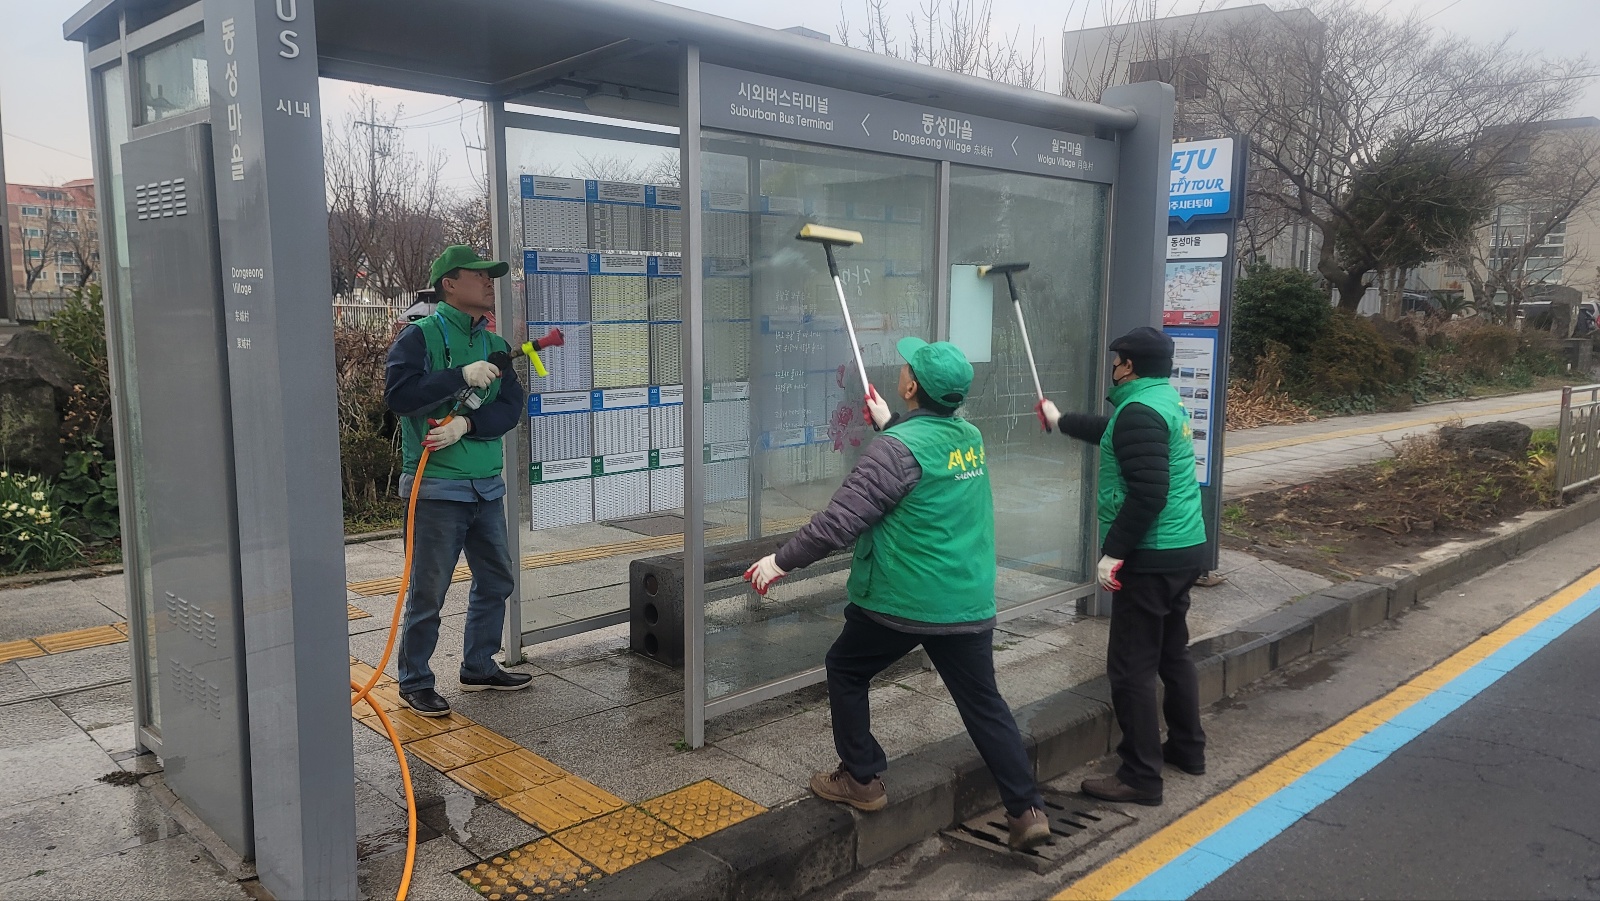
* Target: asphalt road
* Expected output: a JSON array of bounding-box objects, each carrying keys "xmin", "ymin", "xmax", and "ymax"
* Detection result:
[{"xmin": 1197, "ymin": 594, "xmax": 1600, "ymax": 901}]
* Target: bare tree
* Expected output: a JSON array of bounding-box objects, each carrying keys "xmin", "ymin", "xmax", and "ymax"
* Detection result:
[
  {"xmin": 1191, "ymin": 0, "xmax": 1592, "ymax": 310},
  {"xmin": 64, "ymin": 221, "xmax": 99, "ymax": 287},
  {"xmin": 324, "ymin": 91, "xmax": 450, "ymax": 302},
  {"xmin": 1446, "ymin": 123, "xmax": 1600, "ymax": 321},
  {"xmin": 17, "ymin": 203, "xmax": 67, "ymax": 292},
  {"xmin": 837, "ymin": 0, "xmax": 1044, "ymax": 89}
]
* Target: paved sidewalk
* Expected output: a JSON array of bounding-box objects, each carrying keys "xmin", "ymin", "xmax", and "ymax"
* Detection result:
[
  {"xmin": 1222, "ymin": 388, "xmax": 1566, "ymax": 499},
  {"xmin": 0, "ymin": 387, "xmax": 1567, "ymax": 899}
]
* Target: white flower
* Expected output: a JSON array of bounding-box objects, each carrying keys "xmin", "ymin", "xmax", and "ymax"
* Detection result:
[
  {"xmin": 24, "ymin": 508, "xmax": 36, "ymax": 517},
  {"xmin": 30, "ymin": 492, "xmax": 44, "ymax": 502},
  {"xmin": 26, "ymin": 475, "xmax": 37, "ymax": 483},
  {"xmin": 5, "ymin": 503, "xmax": 16, "ymax": 512},
  {"xmin": 18, "ymin": 532, "xmax": 29, "ymax": 541},
  {"xmin": 39, "ymin": 512, "xmax": 51, "ymax": 522}
]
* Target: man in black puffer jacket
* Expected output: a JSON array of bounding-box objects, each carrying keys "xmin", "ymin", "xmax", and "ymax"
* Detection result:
[{"xmin": 1039, "ymin": 327, "xmax": 1208, "ymax": 807}]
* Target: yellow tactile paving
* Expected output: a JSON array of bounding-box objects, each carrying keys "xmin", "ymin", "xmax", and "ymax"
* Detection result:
[
  {"xmin": 347, "ymin": 604, "xmax": 371, "ymax": 621},
  {"xmin": 366, "ymin": 706, "xmax": 475, "ymax": 744},
  {"xmin": 497, "ymin": 776, "xmax": 627, "ymax": 832},
  {"xmin": 408, "ymin": 724, "xmax": 520, "ymax": 771},
  {"xmin": 0, "ymin": 638, "xmax": 46, "ymax": 665},
  {"xmin": 456, "ymin": 838, "xmax": 599, "ymax": 899},
  {"xmin": 346, "ymin": 515, "xmax": 813, "ymax": 596},
  {"xmin": 34, "ymin": 624, "xmax": 128, "ymax": 654},
  {"xmin": 447, "ymin": 749, "xmax": 569, "ymax": 800},
  {"xmin": 350, "ymin": 682, "xmax": 408, "ymax": 720},
  {"xmin": 112, "ymin": 622, "xmax": 129, "ymax": 635},
  {"xmin": 551, "ymin": 806, "xmax": 689, "ymax": 874},
  {"xmin": 639, "ymin": 779, "xmax": 767, "ymax": 839}
]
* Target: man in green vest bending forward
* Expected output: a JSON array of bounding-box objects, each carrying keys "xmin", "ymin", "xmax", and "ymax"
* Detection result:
[
  {"xmin": 744, "ymin": 338, "xmax": 1050, "ymax": 851},
  {"xmin": 1039, "ymin": 327, "xmax": 1209, "ymax": 806}
]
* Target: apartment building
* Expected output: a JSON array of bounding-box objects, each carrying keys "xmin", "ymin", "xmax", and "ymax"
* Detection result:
[{"xmin": 7, "ymin": 179, "xmax": 99, "ymax": 293}]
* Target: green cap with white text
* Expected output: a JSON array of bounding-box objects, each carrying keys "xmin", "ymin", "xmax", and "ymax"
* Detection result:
[{"xmin": 897, "ymin": 337, "xmax": 974, "ymax": 407}]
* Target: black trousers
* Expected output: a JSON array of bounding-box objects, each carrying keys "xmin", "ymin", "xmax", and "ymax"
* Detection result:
[
  {"xmin": 824, "ymin": 604, "xmax": 1046, "ymax": 816},
  {"xmin": 1108, "ymin": 568, "xmax": 1208, "ymax": 793}
]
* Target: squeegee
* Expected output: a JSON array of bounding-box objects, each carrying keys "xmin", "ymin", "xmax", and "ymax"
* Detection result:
[
  {"xmin": 979, "ymin": 262, "xmax": 1050, "ymax": 431},
  {"xmin": 797, "ymin": 223, "xmax": 871, "ymax": 398}
]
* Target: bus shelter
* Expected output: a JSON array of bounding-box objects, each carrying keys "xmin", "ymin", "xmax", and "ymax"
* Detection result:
[{"xmin": 66, "ymin": 0, "xmax": 1173, "ymax": 895}]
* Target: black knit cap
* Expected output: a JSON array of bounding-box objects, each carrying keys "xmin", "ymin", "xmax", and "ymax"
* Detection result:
[{"xmin": 1109, "ymin": 326, "xmax": 1175, "ymax": 377}]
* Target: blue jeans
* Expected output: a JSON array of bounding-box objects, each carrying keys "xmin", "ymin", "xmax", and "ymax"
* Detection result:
[{"xmin": 398, "ymin": 497, "xmax": 515, "ymax": 693}]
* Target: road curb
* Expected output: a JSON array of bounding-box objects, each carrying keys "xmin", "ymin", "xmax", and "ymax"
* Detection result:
[{"xmin": 583, "ymin": 490, "xmax": 1600, "ymax": 900}]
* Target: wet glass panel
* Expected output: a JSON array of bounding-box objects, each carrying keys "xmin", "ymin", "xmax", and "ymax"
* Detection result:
[{"xmin": 698, "ymin": 132, "xmax": 937, "ymax": 701}]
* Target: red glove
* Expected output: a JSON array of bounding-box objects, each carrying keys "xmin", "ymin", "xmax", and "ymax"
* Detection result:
[
  {"xmin": 863, "ymin": 386, "xmax": 891, "ymax": 431},
  {"xmin": 743, "ymin": 555, "xmax": 786, "ymax": 596},
  {"xmin": 535, "ymin": 327, "xmax": 565, "ymax": 350}
]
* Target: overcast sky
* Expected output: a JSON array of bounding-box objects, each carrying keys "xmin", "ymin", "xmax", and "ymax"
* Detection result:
[{"xmin": 4, "ymin": 0, "xmax": 1596, "ymax": 188}]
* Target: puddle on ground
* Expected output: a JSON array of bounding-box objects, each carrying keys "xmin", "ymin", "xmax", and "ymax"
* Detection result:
[{"xmin": 1282, "ymin": 657, "xmax": 1341, "ymax": 690}]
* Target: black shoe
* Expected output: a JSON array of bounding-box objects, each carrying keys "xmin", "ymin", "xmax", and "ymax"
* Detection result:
[
  {"xmin": 460, "ymin": 668, "xmax": 533, "ymax": 692},
  {"xmin": 399, "ymin": 688, "xmax": 451, "ymax": 717},
  {"xmin": 1162, "ymin": 743, "xmax": 1206, "ymax": 776}
]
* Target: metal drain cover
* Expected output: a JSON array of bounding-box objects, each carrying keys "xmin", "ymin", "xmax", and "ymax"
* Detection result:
[{"xmin": 943, "ymin": 792, "xmax": 1135, "ymax": 872}]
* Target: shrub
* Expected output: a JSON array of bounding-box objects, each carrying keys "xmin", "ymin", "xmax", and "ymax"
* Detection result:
[
  {"xmin": 1230, "ymin": 263, "xmax": 1331, "ymax": 370},
  {"xmin": 0, "ymin": 469, "xmax": 82, "ymax": 574},
  {"xmin": 1295, "ymin": 311, "xmax": 1417, "ymax": 402},
  {"xmin": 38, "ymin": 285, "xmax": 112, "ymax": 452},
  {"xmin": 334, "ymin": 327, "xmax": 404, "ymax": 529}
]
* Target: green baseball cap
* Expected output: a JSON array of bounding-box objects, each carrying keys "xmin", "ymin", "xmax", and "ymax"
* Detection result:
[
  {"xmin": 428, "ymin": 244, "xmax": 510, "ymax": 285},
  {"xmin": 897, "ymin": 337, "xmax": 974, "ymax": 407}
]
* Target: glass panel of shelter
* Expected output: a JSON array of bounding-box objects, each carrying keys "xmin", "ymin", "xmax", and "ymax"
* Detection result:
[
  {"xmin": 697, "ymin": 133, "xmax": 939, "ymax": 702},
  {"xmin": 502, "ymin": 121, "xmax": 684, "ymax": 645}
]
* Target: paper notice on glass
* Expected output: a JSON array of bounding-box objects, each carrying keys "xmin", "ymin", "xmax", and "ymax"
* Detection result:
[{"xmin": 947, "ymin": 264, "xmax": 994, "ymax": 363}]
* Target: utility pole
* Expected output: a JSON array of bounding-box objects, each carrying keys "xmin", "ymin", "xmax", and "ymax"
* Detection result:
[
  {"xmin": 353, "ymin": 98, "xmax": 399, "ymax": 302},
  {"xmin": 0, "ymin": 83, "xmax": 15, "ymax": 323}
]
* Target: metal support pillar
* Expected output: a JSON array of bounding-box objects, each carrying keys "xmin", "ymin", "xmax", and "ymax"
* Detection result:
[
  {"xmin": 488, "ymin": 99, "xmax": 525, "ymax": 665},
  {"xmin": 204, "ymin": 1, "xmax": 358, "ymax": 896},
  {"xmin": 681, "ymin": 44, "xmax": 708, "ymax": 748}
]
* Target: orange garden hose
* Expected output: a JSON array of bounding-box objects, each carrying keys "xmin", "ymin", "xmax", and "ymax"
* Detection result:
[{"xmin": 350, "ymin": 426, "xmax": 447, "ymax": 901}]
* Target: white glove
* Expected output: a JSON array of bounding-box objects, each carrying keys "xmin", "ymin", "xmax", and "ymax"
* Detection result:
[
  {"xmin": 743, "ymin": 554, "xmax": 787, "ymax": 596},
  {"xmin": 462, "ymin": 360, "xmax": 500, "ymax": 389},
  {"xmin": 1036, "ymin": 399, "xmax": 1061, "ymax": 433},
  {"xmin": 423, "ymin": 416, "xmax": 471, "ymax": 451},
  {"xmin": 1096, "ymin": 555, "xmax": 1124, "ymax": 591},
  {"xmin": 863, "ymin": 385, "xmax": 892, "ymax": 431}
]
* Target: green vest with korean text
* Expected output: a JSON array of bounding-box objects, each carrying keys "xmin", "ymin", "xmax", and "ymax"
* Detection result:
[
  {"xmin": 1097, "ymin": 377, "xmax": 1207, "ymax": 550},
  {"xmin": 398, "ymin": 302, "xmax": 508, "ymax": 481},
  {"xmin": 846, "ymin": 414, "xmax": 997, "ymax": 623}
]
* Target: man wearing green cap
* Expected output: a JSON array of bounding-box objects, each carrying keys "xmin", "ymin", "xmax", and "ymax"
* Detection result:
[
  {"xmin": 384, "ymin": 245, "xmax": 530, "ymax": 717},
  {"xmin": 744, "ymin": 338, "xmax": 1051, "ymax": 851}
]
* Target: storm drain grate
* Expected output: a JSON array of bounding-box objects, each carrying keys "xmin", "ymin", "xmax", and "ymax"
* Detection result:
[{"xmin": 943, "ymin": 792, "xmax": 1135, "ymax": 873}]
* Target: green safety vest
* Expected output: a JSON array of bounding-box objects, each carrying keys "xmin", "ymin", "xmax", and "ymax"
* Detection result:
[
  {"xmin": 398, "ymin": 302, "xmax": 508, "ymax": 481},
  {"xmin": 846, "ymin": 414, "xmax": 997, "ymax": 623},
  {"xmin": 1097, "ymin": 377, "xmax": 1207, "ymax": 551}
]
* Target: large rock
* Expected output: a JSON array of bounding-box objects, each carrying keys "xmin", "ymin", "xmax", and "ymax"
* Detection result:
[
  {"xmin": 0, "ymin": 329, "xmax": 86, "ymax": 478},
  {"xmin": 1438, "ymin": 420, "xmax": 1532, "ymax": 459}
]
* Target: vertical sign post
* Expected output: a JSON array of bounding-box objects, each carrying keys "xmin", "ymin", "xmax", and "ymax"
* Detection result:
[
  {"xmin": 1164, "ymin": 136, "xmax": 1247, "ymax": 572},
  {"xmin": 205, "ymin": 2, "xmax": 358, "ymax": 897}
]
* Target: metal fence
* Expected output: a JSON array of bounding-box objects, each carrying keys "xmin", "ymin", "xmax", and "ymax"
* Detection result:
[
  {"xmin": 1556, "ymin": 384, "xmax": 1600, "ymax": 495},
  {"xmin": 332, "ymin": 302, "xmax": 404, "ymax": 331},
  {"xmin": 12, "ymin": 292, "xmax": 77, "ymax": 323}
]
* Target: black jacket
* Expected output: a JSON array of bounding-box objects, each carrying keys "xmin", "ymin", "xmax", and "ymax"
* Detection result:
[{"xmin": 1060, "ymin": 404, "xmax": 1207, "ymax": 573}]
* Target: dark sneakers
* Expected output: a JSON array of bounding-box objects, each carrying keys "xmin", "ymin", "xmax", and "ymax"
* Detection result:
[
  {"xmin": 399, "ymin": 687, "xmax": 451, "ymax": 717},
  {"xmin": 1163, "ymin": 743, "xmax": 1207, "ymax": 776},
  {"xmin": 461, "ymin": 669, "xmax": 534, "ymax": 692},
  {"xmin": 810, "ymin": 765, "xmax": 888, "ymax": 812},
  {"xmin": 1081, "ymin": 775, "xmax": 1163, "ymax": 807}
]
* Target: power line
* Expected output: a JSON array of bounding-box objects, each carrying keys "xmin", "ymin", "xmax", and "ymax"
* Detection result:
[{"xmin": 3, "ymin": 131, "xmax": 91, "ymax": 162}]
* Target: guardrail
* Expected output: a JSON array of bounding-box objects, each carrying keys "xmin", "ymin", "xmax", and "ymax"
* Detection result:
[{"xmin": 1556, "ymin": 384, "xmax": 1600, "ymax": 495}]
